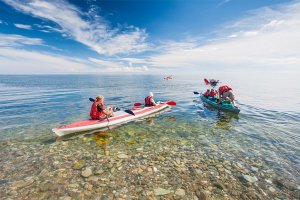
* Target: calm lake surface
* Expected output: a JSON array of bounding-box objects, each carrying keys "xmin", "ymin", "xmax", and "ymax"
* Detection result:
[{"xmin": 0, "ymin": 73, "xmax": 299, "ymax": 199}]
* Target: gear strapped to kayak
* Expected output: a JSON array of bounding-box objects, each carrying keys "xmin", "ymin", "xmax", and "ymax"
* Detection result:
[{"xmin": 204, "ymin": 78, "xmax": 220, "ymax": 88}]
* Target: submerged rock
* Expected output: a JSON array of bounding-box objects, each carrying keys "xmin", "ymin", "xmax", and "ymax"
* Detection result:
[
  {"xmin": 117, "ymin": 154, "xmax": 128, "ymax": 159},
  {"xmin": 81, "ymin": 168, "xmax": 92, "ymax": 178},
  {"xmin": 250, "ymin": 166, "xmax": 259, "ymax": 172},
  {"xmin": 95, "ymin": 169, "xmax": 104, "ymax": 175},
  {"xmin": 136, "ymin": 147, "xmax": 143, "ymax": 151},
  {"xmin": 87, "ymin": 176, "xmax": 99, "ymax": 183},
  {"xmin": 11, "ymin": 177, "xmax": 34, "ymax": 189},
  {"xmin": 275, "ymin": 178, "xmax": 299, "ymax": 191},
  {"xmin": 269, "ymin": 187, "xmax": 276, "ymax": 192},
  {"xmin": 240, "ymin": 174, "xmax": 258, "ymax": 183},
  {"xmin": 0, "ymin": 179, "xmax": 9, "ymax": 185},
  {"xmin": 196, "ymin": 190, "xmax": 210, "ymax": 200},
  {"xmin": 153, "ymin": 188, "xmax": 172, "ymax": 196},
  {"xmin": 72, "ymin": 160, "xmax": 86, "ymax": 170},
  {"xmin": 213, "ymin": 182, "xmax": 225, "ymax": 190},
  {"xmin": 175, "ymin": 188, "xmax": 185, "ymax": 196},
  {"xmin": 68, "ymin": 183, "xmax": 79, "ymax": 188}
]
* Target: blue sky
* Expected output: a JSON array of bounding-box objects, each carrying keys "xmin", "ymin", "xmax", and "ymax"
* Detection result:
[{"xmin": 0, "ymin": 0, "xmax": 299, "ymax": 74}]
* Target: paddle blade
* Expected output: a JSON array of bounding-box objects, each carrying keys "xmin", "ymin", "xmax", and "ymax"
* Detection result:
[
  {"xmin": 166, "ymin": 101, "xmax": 176, "ymax": 106},
  {"xmin": 89, "ymin": 97, "xmax": 95, "ymax": 102},
  {"xmin": 134, "ymin": 102, "xmax": 142, "ymax": 107},
  {"xmin": 193, "ymin": 91, "xmax": 200, "ymax": 95},
  {"xmin": 124, "ymin": 109, "xmax": 135, "ymax": 116},
  {"xmin": 204, "ymin": 78, "xmax": 209, "ymax": 85}
]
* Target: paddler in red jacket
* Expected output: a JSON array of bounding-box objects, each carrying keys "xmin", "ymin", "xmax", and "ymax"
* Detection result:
[
  {"xmin": 209, "ymin": 89, "xmax": 217, "ymax": 97},
  {"xmin": 204, "ymin": 89, "xmax": 210, "ymax": 97},
  {"xmin": 90, "ymin": 95, "xmax": 114, "ymax": 120},
  {"xmin": 144, "ymin": 92, "xmax": 158, "ymax": 106},
  {"xmin": 218, "ymin": 85, "xmax": 235, "ymax": 105}
]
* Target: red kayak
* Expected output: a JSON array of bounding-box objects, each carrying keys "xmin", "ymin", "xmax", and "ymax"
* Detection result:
[{"xmin": 52, "ymin": 102, "xmax": 176, "ymax": 137}]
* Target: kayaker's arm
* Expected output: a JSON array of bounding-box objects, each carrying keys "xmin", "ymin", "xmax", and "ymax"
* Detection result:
[
  {"xmin": 97, "ymin": 104, "xmax": 113, "ymax": 115},
  {"xmin": 150, "ymin": 98, "xmax": 157, "ymax": 106}
]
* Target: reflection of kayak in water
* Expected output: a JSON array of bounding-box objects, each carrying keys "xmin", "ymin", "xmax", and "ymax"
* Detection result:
[
  {"xmin": 200, "ymin": 94, "xmax": 240, "ymax": 114},
  {"xmin": 93, "ymin": 132, "xmax": 112, "ymax": 155},
  {"xmin": 52, "ymin": 102, "xmax": 175, "ymax": 137}
]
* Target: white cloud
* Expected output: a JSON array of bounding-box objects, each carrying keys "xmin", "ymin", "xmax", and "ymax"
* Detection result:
[
  {"xmin": 14, "ymin": 23, "xmax": 32, "ymax": 30},
  {"xmin": 40, "ymin": 29, "xmax": 50, "ymax": 33},
  {"xmin": 3, "ymin": 0, "xmax": 299, "ymax": 74},
  {"xmin": 120, "ymin": 57, "xmax": 148, "ymax": 64},
  {"xmin": 89, "ymin": 57, "xmax": 149, "ymax": 72},
  {"xmin": 3, "ymin": 0, "xmax": 149, "ymax": 55},
  {"xmin": 0, "ymin": 33, "xmax": 63, "ymax": 52},
  {"xmin": 34, "ymin": 24, "xmax": 64, "ymax": 33},
  {"xmin": 158, "ymin": 40, "xmax": 199, "ymax": 51},
  {"xmin": 0, "ymin": 33, "xmax": 43, "ymax": 46},
  {"xmin": 0, "ymin": 34, "xmax": 101, "ymax": 74},
  {"xmin": 89, "ymin": 57, "xmax": 124, "ymax": 69},
  {"xmin": 228, "ymin": 34, "xmax": 237, "ymax": 38},
  {"xmin": 0, "ymin": 33, "xmax": 148, "ymax": 74},
  {"xmin": 218, "ymin": 0, "xmax": 231, "ymax": 7},
  {"xmin": 0, "ymin": 20, "xmax": 8, "ymax": 25},
  {"xmin": 0, "ymin": 47, "xmax": 100, "ymax": 74},
  {"xmin": 147, "ymin": 1, "xmax": 300, "ymax": 71},
  {"xmin": 120, "ymin": 65, "xmax": 149, "ymax": 72}
]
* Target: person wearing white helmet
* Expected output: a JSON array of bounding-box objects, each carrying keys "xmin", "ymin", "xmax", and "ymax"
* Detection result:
[{"xmin": 144, "ymin": 92, "xmax": 158, "ymax": 106}]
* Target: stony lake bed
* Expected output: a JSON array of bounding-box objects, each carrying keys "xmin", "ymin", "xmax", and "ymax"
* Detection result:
[
  {"xmin": 1, "ymin": 119, "xmax": 299, "ymax": 200},
  {"xmin": 0, "ymin": 74, "xmax": 300, "ymax": 199}
]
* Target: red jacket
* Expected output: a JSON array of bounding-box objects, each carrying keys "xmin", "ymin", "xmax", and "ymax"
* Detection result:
[
  {"xmin": 218, "ymin": 85, "xmax": 232, "ymax": 96},
  {"xmin": 204, "ymin": 91, "xmax": 210, "ymax": 97},
  {"xmin": 145, "ymin": 96, "xmax": 155, "ymax": 106},
  {"xmin": 209, "ymin": 91, "xmax": 216, "ymax": 97},
  {"xmin": 90, "ymin": 102, "xmax": 106, "ymax": 119}
]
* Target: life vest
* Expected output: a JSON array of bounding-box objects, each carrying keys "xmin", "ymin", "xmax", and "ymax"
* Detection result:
[
  {"xmin": 204, "ymin": 90, "xmax": 210, "ymax": 97},
  {"xmin": 90, "ymin": 102, "xmax": 106, "ymax": 119},
  {"xmin": 145, "ymin": 96, "xmax": 155, "ymax": 106},
  {"xmin": 209, "ymin": 90, "xmax": 216, "ymax": 97},
  {"xmin": 218, "ymin": 85, "xmax": 232, "ymax": 96}
]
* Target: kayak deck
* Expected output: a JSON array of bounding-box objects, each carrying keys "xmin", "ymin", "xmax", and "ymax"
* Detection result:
[
  {"xmin": 200, "ymin": 94, "xmax": 240, "ymax": 114},
  {"xmin": 52, "ymin": 103, "xmax": 170, "ymax": 137}
]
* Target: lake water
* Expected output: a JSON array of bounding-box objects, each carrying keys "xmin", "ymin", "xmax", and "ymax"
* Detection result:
[{"xmin": 0, "ymin": 73, "xmax": 299, "ymax": 199}]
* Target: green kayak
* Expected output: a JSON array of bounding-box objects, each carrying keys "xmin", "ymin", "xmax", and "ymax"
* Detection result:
[{"xmin": 200, "ymin": 94, "xmax": 240, "ymax": 114}]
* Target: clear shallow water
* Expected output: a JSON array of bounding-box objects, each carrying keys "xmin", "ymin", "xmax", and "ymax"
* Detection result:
[{"xmin": 0, "ymin": 73, "xmax": 299, "ymax": 185}]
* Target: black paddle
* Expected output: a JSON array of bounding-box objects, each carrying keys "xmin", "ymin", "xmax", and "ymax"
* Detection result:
[
  {"xmin": 89, "ymin": 97, "xmax": 134, "ymax": 115},
  {"xmin": 89, "ymin": 97, "xmax": 95, "ymax": 102},
  {"xmin": 124, "ymin": 109, "xmax": 135, "ymax": 116},
  {"xmin": 193, "ymin": 91, "xmax": 200, "ymax": 95}
]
